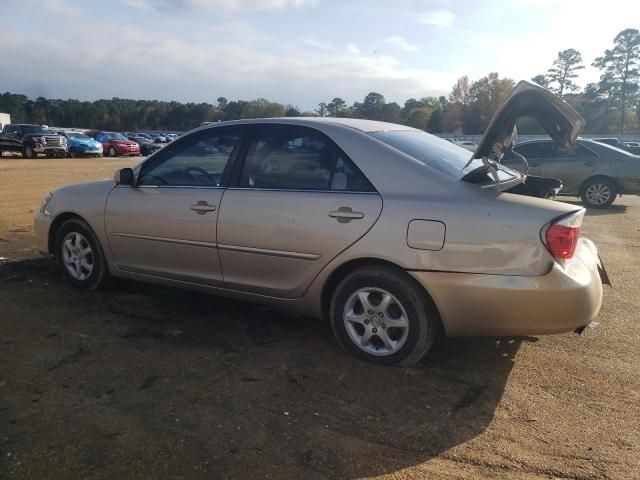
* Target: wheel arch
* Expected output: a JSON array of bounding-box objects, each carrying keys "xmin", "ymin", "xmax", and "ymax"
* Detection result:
[
  {"xmin": 579, "ymin": 175, "xmax": 620, "ymax": 196},
  {"xmin": 320, "ymin": 257, "xmax": 443, "ymax": 332},
  {"xmin": 48, "ymin": 212, "xmax": 93, "ymax": 257}
]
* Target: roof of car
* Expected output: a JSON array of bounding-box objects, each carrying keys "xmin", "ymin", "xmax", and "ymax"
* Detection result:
[{"xmin": 199, "ymin": 117, "xmax": 419, "ymax": 134}]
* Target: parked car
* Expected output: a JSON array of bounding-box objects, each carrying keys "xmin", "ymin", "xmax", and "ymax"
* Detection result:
[
  {"xmin": 165, "ymin": 133, "xmax": 179, "ymax": 142},
  {"xmin": 149, "ymin": 133, "xmax": 167, "ymax": 143},
  {"xmin": 501, "ymin": 138, "xmax": 640, "ymax": 208},
  {"xmin": 0, "ymin": 123, "xmax": 68, "ymax": 158},
  {"xmin": 592, "ymin": 137, "xmax": 627, "ymax": 149},
  {"xmin": 127, "ymin": 134, "xmax": 163, "ymax": 155},
  {"xmin": 34, "ymin": 81, "xmax": 608, "ymax": 366},
  {"xmin": 623, "ymin": 141, "xmax": 640, "ymax": 155},
  {"xmin": 62, "ymin": 131, "xmax": 103, "ymax": 157},
  {"xmin": 135, "ymin": 132, "xmax": 153, "ymax": 141},
  {"xmin": 457, "ymin": 140, "xmax": 477, "ymax": 152},
  {"xmin": 87, "ymin": 131, "xmax": 140, "ymax": 157}
]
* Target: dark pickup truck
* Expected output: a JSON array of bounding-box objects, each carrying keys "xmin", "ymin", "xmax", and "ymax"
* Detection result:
[{"xmin": 0, "ymin": 124, "xmax": 68, "ymax": 158}]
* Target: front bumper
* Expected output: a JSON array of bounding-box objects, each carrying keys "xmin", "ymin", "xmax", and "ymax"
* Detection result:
[
  {"xmin": 410, "ymin": 238, "xmax": 604, "ymax": 337},
  {"xmin": 34, "ymin": 211, "xmax": 53, "ymax": 256},
  {"xmin": 72, "ymin": 145, "xmax": 102, "ymax": 155},
  {"xmin": 34, "ymin": 145, "xmax": 68, "ymax": 154},
  {"xmin": 116, "ymin": 145, "xmax": 140, "ymax": 155}
]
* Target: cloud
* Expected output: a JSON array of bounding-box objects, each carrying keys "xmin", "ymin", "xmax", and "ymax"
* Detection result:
[
  {"xmin": 0, "ymin": 22, "xmax": 453, "ymax": 110},
  {"xmin": 345, "ymin": 43, "xmax": 360, "ymax": 54},
  {"xmin": 379, "ymin": 36, "xmax": 418, "ymax": 52},
  {"xmin": 122, "ymin": 0, "xmax": 154, "ymax": 10},
  {"xmin": 123, "ymin": 0, "xmax": 318, "ymax": 11},
  {"xmin": 7, "ymin": 0, "xmax": 82, "ymax": 15},
  {"xmin": 302, "ymin": 38, "xmax": 336, "ymax": 52},
  {"xmin": 416, "ymin": 9, "xmax": 454, "ymax": 28}
]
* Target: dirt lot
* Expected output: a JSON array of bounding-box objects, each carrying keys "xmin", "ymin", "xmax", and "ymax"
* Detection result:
[{"xmin": 1, "ymin": 156, "xmax": 639, "ymax": 479}]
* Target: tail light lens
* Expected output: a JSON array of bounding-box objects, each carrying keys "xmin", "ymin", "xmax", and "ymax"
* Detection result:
[{"xmin": 545, "ymin": 210, "xmax": 584, "ymax": 260}]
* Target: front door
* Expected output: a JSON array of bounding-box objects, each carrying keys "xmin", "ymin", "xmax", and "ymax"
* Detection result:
[
  {"xmin": 218, "ymin": 124, "xmax": 383, "ymax": 298},
  {"xmin": 105, "ymin": 127, "xmax": 243, "ymax": 285}
]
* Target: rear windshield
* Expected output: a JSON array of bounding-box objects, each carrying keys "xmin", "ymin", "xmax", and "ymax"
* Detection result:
[{"xmin": 370, "ymin": 130, "xmax": 483, "ymax": 178}]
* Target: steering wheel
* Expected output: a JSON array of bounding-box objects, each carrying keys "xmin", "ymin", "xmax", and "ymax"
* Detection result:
[{"xmin": 185, "ymin": 166, "xmax": 217, "ymax": 186}]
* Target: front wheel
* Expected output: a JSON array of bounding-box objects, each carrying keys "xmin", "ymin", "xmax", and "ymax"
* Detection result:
[
  {"xmin": 581, "ymin": 178, "xmax": 617, "ymax": 208},
  {"xmin": 23, "ymin": 145, "xmax": 36, "ymax": 158},
  {"xmin": 330, "ymin": 267, "xmax": 438, "ymax": 367},
  {"xmin": 54, "ymin": 219, "xmax": 109, "ymax": 290}
]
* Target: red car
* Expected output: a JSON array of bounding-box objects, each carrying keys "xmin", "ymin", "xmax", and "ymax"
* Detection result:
[{"xmin": 87, "ymin": 130, "xmax": 140, "ymax": 157}]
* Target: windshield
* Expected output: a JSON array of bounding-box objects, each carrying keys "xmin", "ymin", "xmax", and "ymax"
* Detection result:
[
  {"xmin": 22, "ymin": 125, "xmax": 49, "ymax": 134},
  {"xmin": 68, "ymin": 132, "xmax": 90, "ymax": 139},
  {"xmin": 370, "ymin": 130, "xmax": 484, "ymax": 178},
  {"xmin": 109, "ymin": 133, "xmax": 128, "ymax": 140}
]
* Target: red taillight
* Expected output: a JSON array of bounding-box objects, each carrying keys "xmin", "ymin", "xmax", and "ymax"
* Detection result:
[{"xmin": 545, "ymin": 210, "xmax": 584, "ymax": 260}]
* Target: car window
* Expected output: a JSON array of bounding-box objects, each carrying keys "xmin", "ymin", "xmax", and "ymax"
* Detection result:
[
  {"xmin": 371, "ymin": 130, "xmax": 483, "ymax": 178},
  {"xmin": 240, "ymin": 125, "xmax": 374, "ymax": 191},
  {"xmin": 553, "ymin": 143, "xmax": 598, "ymax": 159},
  {"xmin": 138, "ymin": 129, "xmax": 242, "ymax": 187},
  {"xmin": 513, "ymin": 142, "xmax": 553, "ymax": 159}
]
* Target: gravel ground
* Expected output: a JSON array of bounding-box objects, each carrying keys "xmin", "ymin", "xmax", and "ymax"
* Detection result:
[{"xmin": 0, "ymin": 157, "xmax": 638, "ymax": 479}]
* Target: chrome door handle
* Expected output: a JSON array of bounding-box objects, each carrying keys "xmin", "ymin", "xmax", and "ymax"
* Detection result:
[
  {"xmin": 329, "ymin": 207, "xmax": 364, "ymax": 222},
  {"xmin": 584, "ymin": 161, "xmax": 595, "ymax": 166},
  {"xmin": 190, "ymin": 201, "xmax": 216, "ymax": 214}
]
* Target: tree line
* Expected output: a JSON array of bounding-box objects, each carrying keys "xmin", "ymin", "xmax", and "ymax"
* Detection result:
[{"xmin": 1, "ymin": 28, "xmax": 638, "ymax": 135}]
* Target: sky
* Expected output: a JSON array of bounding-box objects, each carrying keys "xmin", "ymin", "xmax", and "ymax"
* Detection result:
[{"xmin": 0, "ymin": 0, "xmax": 638, "ymax": 110}]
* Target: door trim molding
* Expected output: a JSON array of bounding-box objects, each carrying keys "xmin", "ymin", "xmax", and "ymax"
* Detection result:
[
  {"xmin": 110, "ymin": 232, "xmax": 218, "ymax": 249},
  {"xmin": 218, "ymin": 243, "xmax": 320, "ymax": 260}
]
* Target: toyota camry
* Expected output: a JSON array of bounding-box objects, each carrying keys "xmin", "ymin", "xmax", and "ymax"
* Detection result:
[{"xmin": 34, "ymin": 81, "xmax": 608, "ymax": 366}]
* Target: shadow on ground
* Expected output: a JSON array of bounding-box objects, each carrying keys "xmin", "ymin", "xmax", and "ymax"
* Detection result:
[{"xmin": 1, "ymin": 258, "xmax": 522, "ymax": 479}]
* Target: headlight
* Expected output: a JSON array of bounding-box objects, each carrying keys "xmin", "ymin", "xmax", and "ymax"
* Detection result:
[{"xmin": 40, "ymin": 192, "xmax": 53, "ymax": 213}]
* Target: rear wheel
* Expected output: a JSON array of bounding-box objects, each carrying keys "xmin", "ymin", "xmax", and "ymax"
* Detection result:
[
  {"xmin": 330, "ymin": 267, "xmax": 438, "ymax": 367},
  {"xmin": 108, "ymin": 146, "xmax": 117, "ymax": 157},
  {"xmin": 54, "ymin": 219, "xmax": 109, "ymax": 290},
  {"xmin": 581, "ymin": 177, "xmax": 617, "ymax": 208}
]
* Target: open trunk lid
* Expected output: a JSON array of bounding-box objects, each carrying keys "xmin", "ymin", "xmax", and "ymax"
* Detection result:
[
  {"xmin": 462, "ymin": 80, "xmax": 585, "ymax": 193},
  {"xmin": 472, "ymin": 80, "xmax": 585, "ymax": 161}
]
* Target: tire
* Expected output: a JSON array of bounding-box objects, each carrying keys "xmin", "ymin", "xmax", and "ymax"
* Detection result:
[
  {"xmin": 108, "ymin": 146, "xmax": 117, "ymax": 157},
  {"xmin": 581, "ymin": 177, "xmax": 617, "ymax": 208},
  {"xmin": 23, "ymin": 145, "xmax": 36, "ymax": 159},
  {"xmin": 330, "ymin": 266, "xmax": 438, "ymax": 367},
  {"xmin": 54, "ymin": 218, "xmax": 109, "ymax": 290}
]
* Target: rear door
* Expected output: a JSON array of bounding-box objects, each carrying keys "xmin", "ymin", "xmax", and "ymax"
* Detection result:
[
  {"xmin": 105, "ymin": 127, "xmax": 244, "ymax": 285},
  {"xmin": 537, "ymin": 143, "xmax": 601, "ymax": 194},
  {"xmin": 217, "ymin": 124, "xmax": 382, "ymax": 298}
]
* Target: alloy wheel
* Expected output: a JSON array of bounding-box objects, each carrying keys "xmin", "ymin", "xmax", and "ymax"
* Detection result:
[
  {"xmin": 585, "ymin": 183, "xmax": 611, "ymax": 206},
  {"xmin": 343, "ymin": 287, "xmax": 409, "ymax": 356},
  {"xmin": 61, "ymin": 232, "xmax": 94, "ymax": 281}
]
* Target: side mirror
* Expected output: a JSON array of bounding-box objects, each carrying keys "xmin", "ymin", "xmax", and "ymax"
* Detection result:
[{"xmin": 114, "ymin": 168, "xmax": 135, "ymax": 186}]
